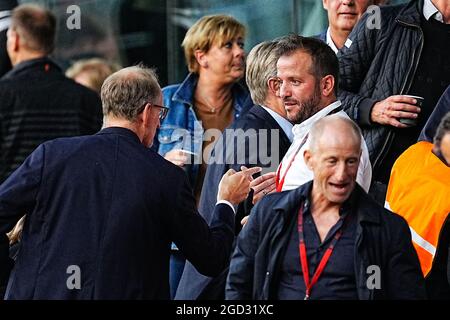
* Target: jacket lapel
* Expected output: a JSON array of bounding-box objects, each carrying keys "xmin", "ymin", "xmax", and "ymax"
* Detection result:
[{"xmin": 250, "ymin": 106, "xmax": 291, "ymax": 157}]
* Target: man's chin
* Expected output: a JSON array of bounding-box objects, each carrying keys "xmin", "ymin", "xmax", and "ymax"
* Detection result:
[
  {"xmin": 326, "ymin": 190, "xmax": 352, "ymax": 204},
  {"xmin": 286, "ymin": 113, "xmax": 297, "ymax": 123}
]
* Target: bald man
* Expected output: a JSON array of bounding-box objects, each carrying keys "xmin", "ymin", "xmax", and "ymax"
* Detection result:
[{"xmin": 227, "ymin": 114, "xmax": 426, "ymax": 300}]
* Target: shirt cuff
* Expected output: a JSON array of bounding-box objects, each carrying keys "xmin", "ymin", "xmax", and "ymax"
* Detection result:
[{"xmin": 216, "ymin": 200, "xmax": 236, "ymax": 214}]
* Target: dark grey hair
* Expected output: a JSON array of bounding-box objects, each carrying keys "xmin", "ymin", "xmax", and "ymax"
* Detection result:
[
  {"xmin": 11, "ymin": 4, "xmax": 56, "ymax": 54},
  {"xmin": 101, "ymin": 65, "xmax": 161, "ymax": 122}
]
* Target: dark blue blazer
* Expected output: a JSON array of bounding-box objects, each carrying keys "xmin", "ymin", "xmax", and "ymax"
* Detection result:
[
  {"xmin": 175, "ymin": 105, "xmax": 291, "ymax": 300},
  {"xmin": 0, "ymin": 127, "xmax": 235, "ymax": 299}
]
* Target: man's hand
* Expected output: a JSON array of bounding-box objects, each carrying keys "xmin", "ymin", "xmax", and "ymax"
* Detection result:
[
  {"xmin": 249, "ymin": 171, "xmax": 277, "ymax": 204},
  {"xmin": 164, "ymin": 149, "xmax": 190, "ymax": 167},
  {"xmin": 217, "ymin": 167, "xmax": 261, "ymax": 205},
  {"xmin": 371, "ymin": 95, "xmax": 421, "ymax": 127},
  {"xmin": 240, "ymin": 215, "xmax": 249, "ymax": 227}
]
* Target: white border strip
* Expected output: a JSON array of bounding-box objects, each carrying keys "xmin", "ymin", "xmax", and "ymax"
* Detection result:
[
  {"xmin": 410, "ymin": 226, "xmax": 436, "ymax": 257},
  {"xmin": 385, "ymin": 201, "xmax": 436, "ymax": 257}
]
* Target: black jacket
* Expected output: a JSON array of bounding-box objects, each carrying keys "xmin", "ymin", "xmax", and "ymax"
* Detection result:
[
  {"xmin": 338, "ymin": 0, "xmax": 425, "ymax": 171},
  {"xmin": 175, "ymin": 105, "xmax": 291, "ymax": 300},
  {"xmin": 0, "ymin": 127, "xmax": 236, "ymax": 299},
  {"xmin": 226, "ymin": 181, "xmax": 426, "ymax": 300},
  {"xmin": 0, "ymin": 57, "xmax": 102, "ymax": 183}
]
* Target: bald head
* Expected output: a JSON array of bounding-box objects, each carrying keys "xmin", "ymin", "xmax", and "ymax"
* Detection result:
[
  {"xmin": 309, "ymin": 114, "xmax": 362, "ymax": 153},
  {"xmin": 304, "ymin": 114, "xmax": 363, "ymax": 204}
]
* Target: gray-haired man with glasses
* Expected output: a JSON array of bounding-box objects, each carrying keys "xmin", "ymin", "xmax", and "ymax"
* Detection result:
[{"xmin": 0, "ymin": 65, "xmax": 258, "ymax": 299}]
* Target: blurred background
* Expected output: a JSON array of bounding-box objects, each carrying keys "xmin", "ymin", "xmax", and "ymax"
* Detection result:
[{"xmin": 20, "ymin": 0, "xmax": 408, "ymax": 86}]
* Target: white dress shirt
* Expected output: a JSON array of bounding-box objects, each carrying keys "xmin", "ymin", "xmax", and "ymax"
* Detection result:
[
  {"xmin": 277, "ymin": 101, "xmax": 372, "ymax": 193},
  {"xmin": 326, "ymin": 27, "xmax": 339, "ymax": 54},
  {"xmin": 423, "ymin": 0, "xmax": 445, "ymax": 23}
]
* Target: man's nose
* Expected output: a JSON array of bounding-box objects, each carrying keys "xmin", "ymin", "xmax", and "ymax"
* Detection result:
[
  {"xmin": 279, "ymin": 82, "xmax": 291, "ymax": 99},
  {"xmin": 334, "ymin": 162, "xmax": 348, "ymax": 181}
]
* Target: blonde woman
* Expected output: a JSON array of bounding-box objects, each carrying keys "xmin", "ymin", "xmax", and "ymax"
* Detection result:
[{"xmin": 154, "ymin": 14, "xmax": 253, "ymax": 298}]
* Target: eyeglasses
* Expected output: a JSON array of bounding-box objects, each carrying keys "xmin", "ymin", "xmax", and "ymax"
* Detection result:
[
  {"xmin": 138, "ymin": 102, "xmax": 169, "ymax": 121},
  {"xmin": 150, "ymin": 103, "xmax": 169, "ymax": 121}
]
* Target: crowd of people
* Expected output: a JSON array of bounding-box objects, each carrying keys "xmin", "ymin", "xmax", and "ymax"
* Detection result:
[{"xmin": 0, "ymin": 0, "xmax": 449, "ymax": 300}]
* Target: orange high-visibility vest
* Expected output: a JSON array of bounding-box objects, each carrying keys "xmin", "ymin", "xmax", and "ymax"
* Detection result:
[{"xmin": 386, "ymin": 141, "xmax": 450, "ymax": 276}]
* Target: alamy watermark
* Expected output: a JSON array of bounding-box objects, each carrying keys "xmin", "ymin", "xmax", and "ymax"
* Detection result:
[
  {"xmin": 66, "ymin": 5, "xmax": 81, "ymax": 30},
  {"xmin": 366, "ymin": 5, "xmax": 381, "ymax": 30},
  {"xmin": 66, "ymin": 264, "xmax": 81, "ymax": 290},
  {"xmin": 159, "ymin": 126, "xmax": 282, "ymax": 173},
  {"xmin": 366, "ymin": 265, "xmax": 381, "ymax": 290}
]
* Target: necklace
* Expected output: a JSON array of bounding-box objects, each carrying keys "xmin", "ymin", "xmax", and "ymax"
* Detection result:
[{"xmin": 195, "ymin": 90, "xmax": 232, "ymax": 114}]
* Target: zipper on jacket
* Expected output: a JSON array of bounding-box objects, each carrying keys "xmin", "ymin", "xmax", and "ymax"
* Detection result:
[{"xmin": 372, "ymin": 20, "xmax": 424, "ymax": 172}]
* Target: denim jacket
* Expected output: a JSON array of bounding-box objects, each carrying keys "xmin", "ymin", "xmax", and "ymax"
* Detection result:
[{"xmin": 153, "ymin": 73, "xmax": 253, "ymax": 187}]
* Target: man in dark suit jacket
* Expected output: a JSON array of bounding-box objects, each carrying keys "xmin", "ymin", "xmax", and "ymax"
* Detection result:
[
  {"xmin": 175, "ymin": 40, "xmax": 293, "ymax": 300},
  {"xmin": 0, "ymin": 4, "xmax": 102, "ymax": 184},
  {"xmin": 0, "ymin": 65, "xmax": 258, "ymax": 299}
]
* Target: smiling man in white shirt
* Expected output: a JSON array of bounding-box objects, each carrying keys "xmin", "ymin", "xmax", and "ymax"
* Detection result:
[{"xmin": 273, "ymin": 35, "xmax": 372, "ymax": 193}]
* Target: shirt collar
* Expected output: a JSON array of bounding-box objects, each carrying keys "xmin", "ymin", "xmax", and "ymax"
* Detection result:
[
  {"xmin": 260, "ymin": 105, "xmax": 294, "ymax": 142},
  {"xmin": 303, "ymin": 181, "xmax": 357, "ymax": 218},
  {"xmin": 292, "ymin": 100, "xmax": 342, "ymax": 136},
  {"xmin": 326, "ymin": 27, "xmax": 339, "ymax": 54},
  {"xmin": 423, "ymin": 0, "xmax": 444, "ymax": 23}
]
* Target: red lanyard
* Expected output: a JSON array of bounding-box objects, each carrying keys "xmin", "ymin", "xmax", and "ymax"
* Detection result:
[
  {"xmin": 275, "ymin": 134, "xmax": 308, "ymax": 192},
  {"xmin": 297, "ymin": 204, "xmax": 346, "ymax": 300}
]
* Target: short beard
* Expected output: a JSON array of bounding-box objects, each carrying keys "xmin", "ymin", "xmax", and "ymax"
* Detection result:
[{"xmin": 288, "ymin": 80, "xmax": 322, "ymax": 124}]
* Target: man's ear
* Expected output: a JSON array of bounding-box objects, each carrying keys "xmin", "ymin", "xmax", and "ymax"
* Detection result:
[
  {"xmin": 194, "ymin": 49, "xmax": 208, "ymax": 68},
  {"xmin": 267, "ymin": 77, "xmax": 280, "ymax": 96},
  {"xmin": 321, "ymin": 75, "xmax": 335, "ymax": 97},
  {"xmin": 322, "ymin": 0, "xmax": 329, "ymax": 10},
  {"xmin": 9, "ymin": 29, "xmax": 20, "ymax": 52},
  {"xmin": 303, "ymin": 149, "xmax": 314, "ymax": 170},
  {"xmin": 141, "ymin": 103, "xmax": 153, "ymax": 128}
]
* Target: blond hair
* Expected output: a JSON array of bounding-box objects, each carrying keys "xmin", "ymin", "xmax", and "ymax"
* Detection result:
[
  {"xmin": 182, "ymin": 14, "xmax": 246, "ymax": 73},
  {"xmin": 246, "ymin": 40, "xmax": 280, "ymax": 106},
  {"xmin": 66, "ymin": 58, "xmax": 121, "ymax": 93}
]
